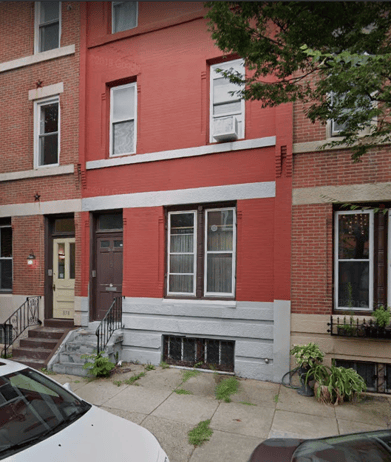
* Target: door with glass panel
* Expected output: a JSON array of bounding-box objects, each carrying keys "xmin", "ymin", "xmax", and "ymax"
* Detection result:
[
  {"xmin": 95, "ymin": 234, "xmax": 123, "ymax": 321},
  {"xmin": 53, "ymin": 238, "xmax": 75, "ymax": 319}
]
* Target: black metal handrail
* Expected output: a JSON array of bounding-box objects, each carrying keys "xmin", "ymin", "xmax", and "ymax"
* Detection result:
[
  {"xmin": 327, "ymin": 315, "xmax": 391, "ymax": 339},
  {"xmin": 96, "ymin": 296, "xmax": 123, "ymax": 354},
  {"xmin": 1, "ymin": 296, "xmax": 42, "ymax": 357}
]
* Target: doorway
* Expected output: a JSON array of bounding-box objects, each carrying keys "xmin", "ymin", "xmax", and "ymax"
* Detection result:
[
  {"xmin": 92, "ymin": 212, "xmax": 123, "ymax": 321},
  {"xmin": 53, "ymin": 238, "xmax": 75, "ymax": 319}
]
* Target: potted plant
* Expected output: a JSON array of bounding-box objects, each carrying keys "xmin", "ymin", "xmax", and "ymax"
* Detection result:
[
  {"xmin": 372, "ymin": 305, "xmax": 391, "ymax": 337},
  {"xmin": 311, "ymin": 364, "xmax": 367, "ymax": 405},
  {"xmin": 290, "ymin": 343, "xmax": 324, "ymax": 396}
]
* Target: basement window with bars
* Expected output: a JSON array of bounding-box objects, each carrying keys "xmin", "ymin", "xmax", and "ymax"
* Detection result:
[{"xmin": 163, "ymin": 335, "xmax": 234, "ymax": 372}]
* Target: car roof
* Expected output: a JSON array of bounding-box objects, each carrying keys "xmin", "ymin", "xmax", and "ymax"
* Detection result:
[{"xmin": 0, "ymin": 359, "xmax": 30, "ymax": 375}]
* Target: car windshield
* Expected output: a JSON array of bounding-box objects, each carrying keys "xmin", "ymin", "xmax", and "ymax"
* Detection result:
[
  {"xmin": 0, "ymin": 368, "xmax": 91, "ymax": 459},
  {"xmin": 292, "ymin": 431, "xmax": 391, "ymax": 462}
]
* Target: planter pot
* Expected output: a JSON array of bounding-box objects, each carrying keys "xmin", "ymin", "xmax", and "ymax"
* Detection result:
[{"xmin": 297, "ymin": 366, "xmax": 314, "ymax": 397}]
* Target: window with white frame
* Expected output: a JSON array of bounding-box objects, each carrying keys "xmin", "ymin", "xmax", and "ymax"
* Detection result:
[
  {"xmin": 35, "ymin": 2, "xmax": 60, "ymax": 53},
  {"xmin": 112, "ymin": 2, "xmax": 138, "ymax": 34},
  {"xmin": 335, "ymin": 210, "xmax": 373, "ymax": 310},
  {"xmin": 35, "ymin": 97, "xmax": 60, "ymax": 167},
  {"xmin": 0, "ymin": 220, "xmax": 12, "ymax": 291},
  {"xmin": 110, "ymin": 82, "xmax": 137, "ymax": 156},
  {"xmin": 210, "ymin": 59, "xmax": 245, "ymax": 143},
  {"xmin": 167, "ymin": 206, "xmax": 236, "ymax": 298}
]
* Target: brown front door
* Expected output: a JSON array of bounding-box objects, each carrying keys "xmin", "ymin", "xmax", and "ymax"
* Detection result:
[{"xmin": 95, "ymin": 233, "xmax": 123, "ymax": 321}]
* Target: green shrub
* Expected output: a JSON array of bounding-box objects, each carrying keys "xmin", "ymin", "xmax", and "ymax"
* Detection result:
[
  {"xmin": 372, "ymin": 305, "xmax": 391, "ymax": 328},
  {"xmin": 81, "ymin": 353, "xmax": 115, "ymax": 378}
]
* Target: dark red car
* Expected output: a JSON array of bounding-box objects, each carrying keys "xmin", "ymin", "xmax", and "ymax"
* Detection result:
[{"xmin": 248, "ymin": 430, "xmax": 391, "ymax": 461}]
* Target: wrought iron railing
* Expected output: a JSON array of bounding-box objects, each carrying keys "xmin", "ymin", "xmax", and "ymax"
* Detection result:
[
  {"xmin": 96, "ymin": 296, "xmax": 123, "ymax": 354},
  {"xmin": 1, "ymin": 296, "xmax": 41, "ymax": 357},
  {"xmin": 327, "ymin": 315, "xmax": 391, "ymax": 339}
]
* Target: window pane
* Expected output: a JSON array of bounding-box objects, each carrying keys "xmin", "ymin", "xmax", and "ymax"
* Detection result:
[
  {"xmin": 112, "ymin": 86, "xmax": 135, "ymax": 122},
  {"xmin": 207, "ymin": 254, "xmax": 232, "ymax": 293},
  {"xmin": 170, "ymin": 255, "xmax": 194, "ymax": 274},
  {"xmin": 41, "ymin": 103, "xmax": 58, "ymax": 134},
  {"xmin": 169, "ymin": 275, "xmax": 193, "ymax": 293},
  {"xmin": 213, "ymin": 77, "xmax": 240, "ymax": 105},
  {"xmin": 98, "ymin": 214, "xmax": 122, "ymax": 230},
  {"xmin": 170, "ymin": 234, "xmax": 193, "ymax": 253},
  {"xmin": 221, "ymin": 341, "xmax": 235, "ymax": 366},
  {"xmin": 39, "ymin": 134, "xmax": 58, "ymax": 165},
  {"xmin": 1, "ymin": 228, "xmax": 12, "ymax": 258},
  {"xmin": 207, "ymin": 340, "xmax": 219, "ymax": 364},
  {"xmin": 113, "ymin": 120, "xmax": 134, "ymax": 155},
  {"xmin": 338, "ymin": 261, "xmax": 369, "ymax": 308},
  {"xmin": 40, "ymin": 23, "xmax": 59, "ymax": 52},
  {"xmin": 338, "ymin": 214, "xmax": 369, "ymax": 260},
  {"xmin": 100, "ymin": 240, "xmax": 110, "ymax": 248},
  {"xmin": 69, "ymin": 243, "xmax": 75, "ymax": 280},
  {"xmin": 171, "ymin": 213, "xmax": 194, "ymax": 233},
  {"xmin": 213, "ymin": 101, "xmax": 242, "ymax": 116},
  {"xmin": 40, "ymin": 2, "xmax": 59, "ymax": 23},
  {"xmin": 0, "ymin": 260, "xmax": 12, "ymax": 290},
  {"xmin": 183, "ymin": 339, "xmax": 195, "ymax": 362},
  {"xmin": 54, "ymin": 218, "xmax": 74, "ymax": 233},
  {"xmin": 57, "ymin": 243, "xmax": 65, "ymax": 279},
  {"xmin": 114, "ymin": 240, "xmax": 123, "ymax": 248},
  {"xmin": 207, "ymin": 210, "xmax": 233, "ymax": 251},
  {"xmin": 113, "ymin": 2, "xmax": 137, "ymax": 33}
]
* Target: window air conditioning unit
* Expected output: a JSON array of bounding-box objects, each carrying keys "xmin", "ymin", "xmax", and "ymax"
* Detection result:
[{"xmin": 213, "ymin": 116, "xmax": 239, "ymax": 142}]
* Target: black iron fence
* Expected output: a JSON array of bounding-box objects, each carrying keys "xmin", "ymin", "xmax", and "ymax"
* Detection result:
[
  {"xmin": 96, "ymin": 296, "xmax": 123, "ymax": 354},
  {"xmin": 1, "ymin": 296, "xmax": 41, "ymax": 357},
  {"xmin": 328, "ymin": 315, "xmax": 391, "ymax": 339}
]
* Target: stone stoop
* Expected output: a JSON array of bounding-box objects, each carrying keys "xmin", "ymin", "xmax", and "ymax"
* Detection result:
[
  {"xmin": 11, "ymin": 320, "xmax": 74, "ymax": 370},
  {"xmin": 50, "ymin": 327, "xmax": 124, "ymax": 377}
]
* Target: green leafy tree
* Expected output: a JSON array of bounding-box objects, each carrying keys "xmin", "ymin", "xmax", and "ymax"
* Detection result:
[{"xmin": 205, "ymin": 2, "xmax": 391, "ymax": 161}]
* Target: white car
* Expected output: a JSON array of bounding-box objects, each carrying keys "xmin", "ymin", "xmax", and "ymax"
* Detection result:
[{"xmin": 0, "ymin": 359, "xmax": 169, "ymax": 461}]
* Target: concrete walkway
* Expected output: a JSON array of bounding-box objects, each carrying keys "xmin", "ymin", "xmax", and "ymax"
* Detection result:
[{"xmin": 51, "ymin": 364, "xmax": 391, "ymax": 462}]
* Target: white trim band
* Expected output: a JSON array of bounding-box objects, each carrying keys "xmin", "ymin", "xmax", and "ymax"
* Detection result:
[
  {"xmin": 28, "ymin": 82, "xmax": 64, "ymax": 101},
  {"xmin": 0, "ymin": 165, "xmax": 74, "ymax": 184},
  {"xmin": 0, "ymin": 199, "xmax": 82, "ymax": 218},
  {"xmin": 86, "ymin": 136, "xmax": 276, "ymax": 170},
  {"xmin": 82, "ymin": 181, "xmax": 276, "ymax": 211},
  {"xmin": 0, "ymin": 45, "xmax": 75, "ymax": 74}
]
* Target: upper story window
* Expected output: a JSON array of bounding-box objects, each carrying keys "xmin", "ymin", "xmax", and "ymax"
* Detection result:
[
  {"xmin": 35, "ymin": 2, "xmax": 61, "ymax": 54},
  {"xmin": 0, "ymin": 220, "xmax": 12, "ymax": 291},
  {"xmin": 112, "ymin": 2, "xmax": 138, "ymax": 34},
  {"xmin": 34, "ymin": 96, "xmax": 60, "ymax": 168},
  {"xmin": 110, "ymin": 82, "xmax": 137, "ymax": 156},
  {"xmin": 167, "ymin": 206, "xmax": 236, "ymax": 298},
  {"xmin": 210, "ymin": 59, "xmax": 245, "ymax": 143}
]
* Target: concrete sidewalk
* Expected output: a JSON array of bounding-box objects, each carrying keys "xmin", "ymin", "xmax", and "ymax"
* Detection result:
[{"xmin": 52, "ymin": 364, "xmax": 391, "ymax": 462}]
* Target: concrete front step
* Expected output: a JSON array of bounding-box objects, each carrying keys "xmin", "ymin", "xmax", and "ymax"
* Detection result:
[
  {"xmin": 20, "ymin": 337, "xmax": 58, "ymax": 349},
  {"xmin": 29, "ymin": 327, "xmax": 65, "ymax": 340},
  {"xmin": 52, "ymin": 362, "xmax": 90, "ymax": 377},
  {"xmin": 13, "ymin": 346, "xmax": 53, "ymax": 361},
  {"xmin": 12, "ymin": 357, "xmax": 46, "ymax": 370}
]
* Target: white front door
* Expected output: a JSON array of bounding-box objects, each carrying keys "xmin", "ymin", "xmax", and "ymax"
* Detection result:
[{"xmin": 53, "ymin": 238, "xmax": 75, "ymax": 319}]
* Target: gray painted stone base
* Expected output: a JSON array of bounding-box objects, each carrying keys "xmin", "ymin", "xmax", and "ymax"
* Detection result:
[{"xmin": 69, "ymin": 296, "xmax": 291, "ymax": 381}]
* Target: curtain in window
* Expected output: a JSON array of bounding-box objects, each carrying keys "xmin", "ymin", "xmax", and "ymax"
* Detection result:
[
  {"xmin": 206, "ymin": 210, "xmax": 233, "ymax": 294},
  {"xmin": 169, "ymin": 213, "xmax": 195, "ymax": 294}
]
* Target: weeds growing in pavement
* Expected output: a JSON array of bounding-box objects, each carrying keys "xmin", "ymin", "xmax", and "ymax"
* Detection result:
[
  {"xmin": 175, "ymin": 388, "xmax": 193, "ymax": 395},
  {"xmin": 215, "ymin": 376, "xmax": 239, "ymax": 403},
  {"xmin": 188, "ymin": 420, "xmax": 213, "ymax": 446},
  {"xmin": 124, "ymin": 372, "xmax": 145, "ymax": 385}
]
